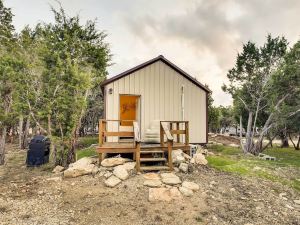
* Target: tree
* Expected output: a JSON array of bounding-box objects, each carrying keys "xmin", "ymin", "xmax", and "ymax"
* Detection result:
[
  {"xmin": 0, "ymin": 0, "xmax": 24, "ymax": 164},
  {"xmin": 207, "ymin": 87, "xmax": 220, "ymax": 133},
  {"xmin": 287, "ymin": 113, "xmax": 300, "ymax": 150},
  {"xmin": 223, "ymin": 35, "xmax": 298, "ymax": 154},
  {"xmin": 79, "ymin": 83, "xmax": 105, "ymax": 136},
  {"xmin": 29, "ymin": 5, "xmax": 111, "ymax": 165},
  {"xmin": 14, "ymin": 26, "xmax": 44, "ymax": 149},
  {"xmin": 275, "ymin": 41, "xmax": 300, "ymax": 150},
  {"xmin": 219, "ymin": 106, "xmax": 235, "ymax": 131}
]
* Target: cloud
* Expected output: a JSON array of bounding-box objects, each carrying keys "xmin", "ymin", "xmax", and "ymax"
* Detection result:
[
  {"xmin": 6, "ymin": 0, "xmax": 300, "ymax": 106},
  {"xmin": 119, "ymin": 0, "xmax": 300, "ymax": 105}
]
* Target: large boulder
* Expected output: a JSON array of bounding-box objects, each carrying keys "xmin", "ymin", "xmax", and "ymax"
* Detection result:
[
  {"xmin": 101, "ymin": 157, "xmax": 126, "ymax": 167},
  {"xmin": 113, "ymin": 165, "xmax": 129, "ymax": 180},
  {"xmin": 182, "ymin": 152, "xmax": 191, "ymax": 160},
  {"xmin": 196, "ymin": 148, "xmax": 208, "ymax": 155},
  {"xmin": 122, "ymin": 162, "xmax": 136, "ymax": 172},
  {"xmin": 148, "ymin": 187, "xmax": 182, "ymax": 202},
  {"xmin": 182, "ymin": 181, "xmax": 200, "ymax": 191},
  {"xmin": 191, "ymin": 153, "xmax": 208, "ymax": 165},
  {"xmin": 179, "ymin": 187, "xmax": 193, "ymax": 197},
  {"xmin": 52, "ymin": 165, "xmax": 64, "ymax": 173},
  {"xmin": 161, "ymin": 173, "xmax": 181, "ymax": 185},
  {"xmin": 64, "ymin": 157, "xmax": 96, "ymax": 178},
  {"xmin": 143, "ymin": 179, "xmax": 163, "ymax": 187},
  {"xmin": 64, "ymin": 165, "xmax": 95, "ymax": 178},
  {"xmin": 179, "ymin": 163, "xmax": 188, "ymax": 173},
  {"xmin": 143, "ymin": 173, "xmax": 161, "ymax": 180},
  {"xmin": 69, "ymin": 157, "xmax": 96, "ymax": 168},
  {"xmin": 172, "ymin": 149, "xmax": 186, "ymax": 165},
  {"xmin": 105, "ymin": 175, "xmax": 122, "ymax": 187}
]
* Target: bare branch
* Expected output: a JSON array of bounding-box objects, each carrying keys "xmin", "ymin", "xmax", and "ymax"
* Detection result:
[{"xmin": 238, "ymin": 96, "xmax": 249, "ymax": 111}]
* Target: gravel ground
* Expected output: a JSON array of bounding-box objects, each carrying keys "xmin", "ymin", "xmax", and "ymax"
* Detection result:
[{"xmin": 0, "ymin": 144, "xmax": 299, "ymax": 225}]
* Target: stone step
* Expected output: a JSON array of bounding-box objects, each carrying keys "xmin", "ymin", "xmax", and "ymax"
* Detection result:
[
  {"xmin": 140, "ymin": 150, "xmax": 165, "ymax": 154},
  {"xmin": 140, "ymin": 166, "xmax": 170, "ymax": 171},
  {"xmin": 140, "ymin": 157, "xmax": 167, "ymax": 162}
]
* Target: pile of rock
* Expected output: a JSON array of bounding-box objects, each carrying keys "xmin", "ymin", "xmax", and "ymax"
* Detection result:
[
  {"xmin": 143, "ymin": 172, "xmax": 200, "ymax": 201},
  {"xmin": 103, "ymin": 159, "xmax": 136, "ymax": 187},
  {"xmin": 172, "ymin": 146, "xmax": 210, "ymax": 173},
  {"xmin": 54, "ymin": 157, "xmax": 99, "ymax": 178},
  {"xmin": 52, "ymin": 156, "xmax": 137, "ymax": 188}
]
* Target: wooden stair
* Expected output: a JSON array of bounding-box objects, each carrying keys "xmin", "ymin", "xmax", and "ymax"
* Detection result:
[
  {"xmin": 139, "ymin": 148, "xmax": 170, "ymax": 171},
  {"xmin": 140, "ymin": 157, "xmax": 166, "ymax": 162}
]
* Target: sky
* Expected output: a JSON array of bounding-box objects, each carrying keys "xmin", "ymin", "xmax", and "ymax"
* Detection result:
[{"xmin": 5, "ymin": 0, "xmax": 300, "ymax": 106}]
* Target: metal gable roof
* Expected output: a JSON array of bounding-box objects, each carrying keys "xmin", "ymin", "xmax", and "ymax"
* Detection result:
[{"xmin": 101, "ymin": 55, "xmax": 211, "ymax": 93}]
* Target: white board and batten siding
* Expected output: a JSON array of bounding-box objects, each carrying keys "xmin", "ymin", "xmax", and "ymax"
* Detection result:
[{"xmin": 104, "ymin": 60, "xmax": 207, "ymax": 143}]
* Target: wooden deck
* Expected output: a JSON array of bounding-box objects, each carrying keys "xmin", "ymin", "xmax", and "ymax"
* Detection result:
[
  {"xmin": 99, "ymin": 142, "xmax": 190, "ymax": 151},
  {"xmin": 96, "ymin": 120, "xmax": 191, "ymax": 171}
]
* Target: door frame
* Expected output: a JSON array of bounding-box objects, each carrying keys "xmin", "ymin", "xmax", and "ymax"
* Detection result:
[{"xmin": 118, "ymin": 94, "xmax": 142, "ymax": 140}]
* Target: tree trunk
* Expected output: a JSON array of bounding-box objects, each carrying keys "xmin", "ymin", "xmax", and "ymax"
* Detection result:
[
  {"xmin": 239, "ymin": 115, "xmax": 245, "ymax": 153},
  {"xmin": 21, "ymin": 116, "xmax": 30, "ymax": 149},
  {"xmin": 279, "ymin": 128, "xmax": 289, "ymax": 148},
  {"xmin": 266, "ymin": 133, "xmax": 274, "ymax": 148},
  {"xmin": 19, "ymin": 115, "xmax": 24, "ymax": 149},
  {"xmin": 0, "ymin": 127, "xmax": 7, "ymax": 165},
  {"xmin": 262, "ymin": 134, "xmax": 277, "ymax": 151},
  {"xmin": 289, "ymin": 133, "xmax": 300, "ymax": 150},
  {"xmin": 245, "ymin": 112, "xmax": 253, "ymax": 153},
  {"xmin": 67, "ymin": 138, "xmax": 76, "ymax": 165},
  {"xmin": 47, "ymin": 114, "xmax": 52, "ymax": 136}
]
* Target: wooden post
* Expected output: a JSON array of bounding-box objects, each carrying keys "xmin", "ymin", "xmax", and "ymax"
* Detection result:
[
  {"xmin": 98, "ymin": 120, "xmax": 103, "ymax": 166},
  {"xmin": 167, "ymin": 140, "xmax": 173, "ymax": 171},
  {"xmin": 98, "ymin": 153, "xmax": 101, "ymax": 166},
  {"xmin": 99, "ymin": 119, "xmax": 103, "ymax": 146},
  {"xmin": 185, "ymin": 121, "xmax": 189, "ymax": 145},
  {"xmin": 160, "ymin": 122, "xmax": 164, "ymax": 147},
  {"xmin": 170, "ymin": 123, "xmax": 172, "ymax": 139},
  {"xmin": 176, "ymin": 122, "xmax": 180, "ymax": 143},
  {"xmin": 135, "ymin": 142, "xmax": 141, "ymax": 172}
]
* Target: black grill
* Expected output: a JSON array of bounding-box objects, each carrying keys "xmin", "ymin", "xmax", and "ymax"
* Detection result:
[{"xmin": 26, "ymin": 135, "xmax": 51, "ymax": 166}]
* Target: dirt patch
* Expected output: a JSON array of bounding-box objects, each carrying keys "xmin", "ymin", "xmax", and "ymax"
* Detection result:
[
  {"xmin": 209, "ymin": 134, "xmax": 240, "ymax": 146},
  {"xmin": 0, "ymin": 144, "xmax": 299, "ymax": 225}
]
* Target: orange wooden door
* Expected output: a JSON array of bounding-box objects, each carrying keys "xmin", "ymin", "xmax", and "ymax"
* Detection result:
[{"xmin": 119, "ymin": 95, "xmax": 139, "ymax": 126}]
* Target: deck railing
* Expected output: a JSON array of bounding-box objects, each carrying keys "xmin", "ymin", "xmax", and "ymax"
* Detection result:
[
  {"xmin": 98, "ymin": 119, "xmax": 141, "ymax": 170},
  {"xmin": 160, "ymin": 121, "xmax": 189, "ymax": 145},
  {"xmin": 99, "ymin": 119, "xmax": 137, "ymax": 146},
  {"xmin": 98, "ymin": 119, "xmax": 189, "ymax": 171},
  {"xmin": 160, "ymin": 122, "xmax": 174, "ymax": 170}
]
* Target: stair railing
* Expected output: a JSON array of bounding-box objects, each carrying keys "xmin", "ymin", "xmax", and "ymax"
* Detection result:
[
  {"xmin": 160, "ymin": 121, "xmax": 189, "ymax": 145},
  {"xmin": 160, "ymin": 122, "xmax": 174, "ymax": 170}
]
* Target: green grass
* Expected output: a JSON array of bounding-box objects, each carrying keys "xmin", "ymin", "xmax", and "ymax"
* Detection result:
[
  {"xmin": 77, "ymin": 136, "xmax": 98, "ymax": 148},
  {"xmin": 263, "ymin": 148, "xmax": 300, "ymax": 167},
  {"xmin": 76, "ymin": 146, "xmax": 97, "ymax": 160},
  {"xmin": 75, "ymin": 136, "xmax": 99, "ymax": 160},
  {"xmin": 206, "ymin": 144, "xmax": 300, "ymax": 191}
]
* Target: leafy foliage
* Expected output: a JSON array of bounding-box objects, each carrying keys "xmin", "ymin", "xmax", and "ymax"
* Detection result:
[
  {"xmin": 0, "ymin": 1, "xmax": 111, "ymax": 165},
  {"xmin": 31, "ymin": 6, "xmax": 111, "ymax": 164},
  {"xmin": 223, "ymin": 35, "xmax": 300, "ymax": 154}
]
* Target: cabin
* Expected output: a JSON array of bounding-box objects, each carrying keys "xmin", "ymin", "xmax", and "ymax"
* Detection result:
[{"xmin": 97, "ymin": 55, "xmax": 210, "ymax": 171}]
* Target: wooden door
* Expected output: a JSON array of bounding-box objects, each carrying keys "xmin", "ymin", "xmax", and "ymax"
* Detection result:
[{"xmin": 119, "ymin": 95, "xmax": 140, "ymax": 126}]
